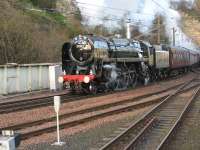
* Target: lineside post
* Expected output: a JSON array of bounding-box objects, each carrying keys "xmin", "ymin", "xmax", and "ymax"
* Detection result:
[
  {"xmin": 172, "ymin": 27, "xmax": 176, "ymax": 46},
  {"xmin": 126, "ymin": 18, "xmax": 131, "ymax": 39},
  {"xmin": 157, "ymin": 15, "xmax": 161, "ymax": 45},
  {"xmin": 52, "ymin": 96, "xmax": 65, "ymax": 146}
]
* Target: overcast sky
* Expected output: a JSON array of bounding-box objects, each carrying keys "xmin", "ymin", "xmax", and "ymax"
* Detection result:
[
  {"xmin": 76, "ymin": 0, "xmax": 196, "ymax": 48},
  {"xmin": 76, "ymin": 0, "xmax": 194, "ymax": 20}
]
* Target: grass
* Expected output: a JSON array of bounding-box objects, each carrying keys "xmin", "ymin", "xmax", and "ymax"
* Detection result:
[
  {"xmin": 25, "ymin": 9, "xmax": 67, "ymax": 25},
  {"xmin": 16, "ymin": 0, "xmax": 81, "ymax": 38},
  {"xmin": 17, "ymin": 0, "xmax": 68, "ymax": 25},
  {"xmin": 17, "ymin": 0, "xmax": 82, "ymax": 36},
  {"xmin": 48, "ymin": 12, "xmax": 67, "ymax": 25}
]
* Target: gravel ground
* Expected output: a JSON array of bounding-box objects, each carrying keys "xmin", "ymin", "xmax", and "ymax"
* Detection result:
[
  {"xmin": 19, "ymin": 90, "xmax": 171, "ymax": 134},
  {"xmin": 0, "ymin": 84, "xmax": 172, "ymax": 128},
  {"xmin": 0, "ymin": 72, "xmax": 196, "ymax": 149},
  {"xmin": 0, "ymin": 95, "xmax": 5, "ymax": 99},
  {"xmin": 0, "ymin": 89, "xmax": 50, "ymax": 99},
  {"xmin": 18, "ymin": 106, "xmax": 154, "ymax": 150}
]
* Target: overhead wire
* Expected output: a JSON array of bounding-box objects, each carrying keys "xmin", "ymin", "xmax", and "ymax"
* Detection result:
[
  {"xmin": 23, "ymin": 0, "xmax": 167, "ymax": 40},
  {"xmin": 72, "ymin": 0, "xmax": 170, "ymax": 40},
  {"xmin": 74, "ymin": 0, "xmax": 155, "ymax": 16},
  {"xmin": 68, "ymin": 9, "xmax": 161, "ymax": 29},
  {"xmin": 78, "ymin": 5, "xmax": 152, "ymax": 21}
]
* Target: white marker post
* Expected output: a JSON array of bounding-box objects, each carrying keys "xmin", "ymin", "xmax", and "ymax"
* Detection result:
[{"xmin": 52, "ymin": 96, "xmax": 65, "ymax": 146}]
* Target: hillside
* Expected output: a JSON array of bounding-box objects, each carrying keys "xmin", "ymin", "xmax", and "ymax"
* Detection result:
[
  {"xmin": 0, "ymin": 0, "xmax": 83, "ymax": 65},
  {"xmin": 181, "ymin": 12, "xmax": 200, "ymax": 46},
  {"xmin": 178, "ymin": 0, "xmax": 200, "ymax": 47}
]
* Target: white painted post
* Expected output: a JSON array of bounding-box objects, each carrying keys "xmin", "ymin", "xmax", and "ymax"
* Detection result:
[
  {"xmin": 49, "ymin": 66, "xmax": 56, "ymax": 91},
  {"xmin": 126, "ymin": 18, "xmax": 131, "ymax": 39},
  {"xmin": 52, "ymin": 96, "xmax": 65, "ymax": 146},
  {"xmin": 49, "ymin": 65, "xmax": 63, "ymax": 91},
  {"xmin": 56, "ymin": 109, "xmax": 60, "ymax": 143}
]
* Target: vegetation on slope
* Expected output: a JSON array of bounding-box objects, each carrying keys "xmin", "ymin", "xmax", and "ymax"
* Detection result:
[
  {"xmin": 0, "ymin": 0, "xmax": 83, "ymax": 65},
  {"xmin": 175, "ymin": 0, "xmax": 200, "ymax": 46}
]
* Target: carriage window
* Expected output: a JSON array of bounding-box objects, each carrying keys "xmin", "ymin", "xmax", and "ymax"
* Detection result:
[{"xmin": 162, "ymin": 45, "xmax": 168, "ymax": 51}]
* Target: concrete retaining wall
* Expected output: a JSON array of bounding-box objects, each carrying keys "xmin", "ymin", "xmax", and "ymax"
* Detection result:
[{"xmin": 0, "ymin": 63, "xmax": 62, "ymax": 95}]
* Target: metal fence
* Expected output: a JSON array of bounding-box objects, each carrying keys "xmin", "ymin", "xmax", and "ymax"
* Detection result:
[{"xmin": 0, "ymin": 63, "xmax": 62, "ymax": 95}]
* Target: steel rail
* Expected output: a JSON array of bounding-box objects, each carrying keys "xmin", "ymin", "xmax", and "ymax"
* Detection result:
[
  {"xmin": 123, "ymin": 82, "xmax": 200, "ymax": 150},
  {"xmin": 0, "ymin": 71, "xmax": 191, "ymax": 114},
  {"xmin": 18, "ymin": 79, "xmax": 199, "ymax": 141},
  {"xmin": 100, "ymin": 79, "xmax": 195, "ymax": 150},
  {"xmin": 2, "ymin": 95, "xmax": 167, "ymax": 131},
  {"xmin": 20, "ymin": 96, "xmax": 165, "ymax": 140},
  {"xmin": 2, "ymin": 82, "xmax": 197, "ymax": 132},
  {"xmin": 0, "ymin": 82, "xmax": 184, "ymax": 114},
  {"xmin": 156, "ymin": 86, "xmax": 200, "ymax": 150}
]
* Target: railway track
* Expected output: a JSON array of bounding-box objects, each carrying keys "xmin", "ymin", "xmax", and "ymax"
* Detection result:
[
  {"xmin": 0, "ymin": 93, "xmax": 83, "ymax": 114},
  {"xmin": 0, "ymin": 90, "xmax": 126, "ymax": 114},
  {"xmin": 0, "ymin": 71, "xmax": 194, "ymax": 114},
  {"xmin": 0, "ymin": 78, "xmax": 187, "ymax": 114},
  {"xmin": 161, "ymin": 84, "xmax": 200, "ymax": 150},
  {"xmin": 100, "ymin": 78, "xmax": 200, "ymax": 150},
  {"xmin": 1, "ymin": 79, "xmax": 198, "ymax": 141}
]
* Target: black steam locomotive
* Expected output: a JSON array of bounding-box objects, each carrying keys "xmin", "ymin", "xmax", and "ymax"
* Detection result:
[{"xmin": 59, "ymin": 34, "xmax": 200, "ymax": 93}]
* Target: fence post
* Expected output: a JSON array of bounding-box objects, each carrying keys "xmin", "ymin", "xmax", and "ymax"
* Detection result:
[
  {"xmin": 16, "ymin": 66, "xmax": 20, "ymax": 93},
  {"xmin": 38, "ymin": 65, "xmax": 42, "ymax": 89},
  {"xmin": 28, "ymin": 66, "xmax": 32, "ymax": 92},
  {"xmin": 3, "ymin": 66, "xmax": 7, "ymax": 95}
]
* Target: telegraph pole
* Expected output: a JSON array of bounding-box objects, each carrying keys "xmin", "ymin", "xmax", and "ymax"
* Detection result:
[
  {"xmin": 172, "ymin": 27, "xmax": 176, "ymax": 46},
  {"xmin": 157, "ymin": 15, "xmax": 161, "ymax": 45},
  {"xmin": 126, "ymin": 19, "xmax": 131, "ymax": 39}
]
